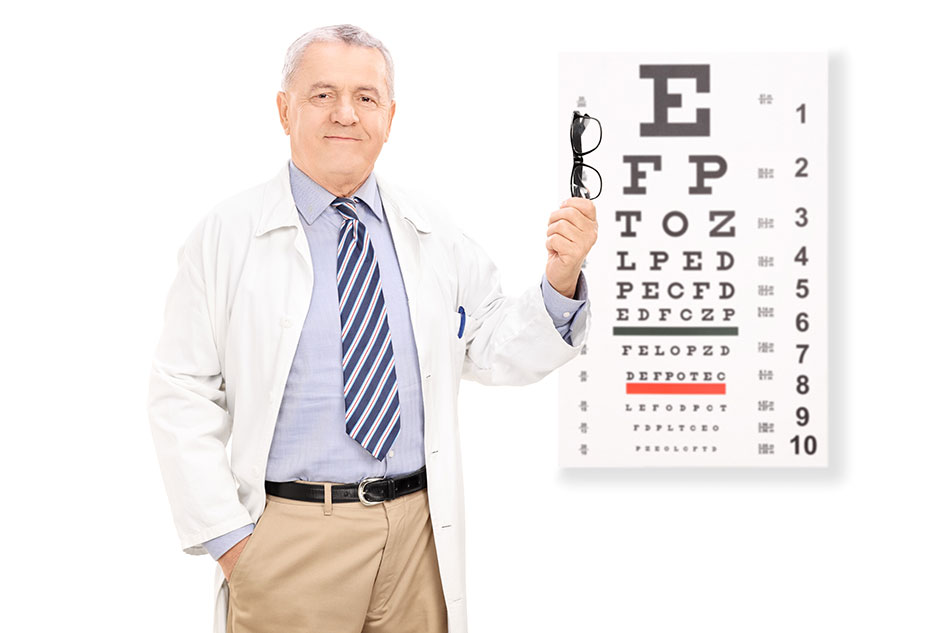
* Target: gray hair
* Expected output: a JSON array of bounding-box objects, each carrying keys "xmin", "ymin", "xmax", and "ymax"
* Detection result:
[{"xmin": 280, "ymin": 24, "xmax": 395, "ymax": 101}]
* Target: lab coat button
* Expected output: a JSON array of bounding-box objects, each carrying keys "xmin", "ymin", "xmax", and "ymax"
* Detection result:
[{"xmin": 280, "ymin": 318, "xmax": 292, "ymax": 328}]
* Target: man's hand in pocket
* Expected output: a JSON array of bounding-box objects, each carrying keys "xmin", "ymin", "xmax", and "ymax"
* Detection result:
[{"xmin": 219, "ymin": 533, "xmax": 252, "ymax": 582}]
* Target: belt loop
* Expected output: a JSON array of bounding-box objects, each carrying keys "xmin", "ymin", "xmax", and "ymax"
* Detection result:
[{"xmin": 323, "ymin": 483, "xmax": 333, "ymax": 516}]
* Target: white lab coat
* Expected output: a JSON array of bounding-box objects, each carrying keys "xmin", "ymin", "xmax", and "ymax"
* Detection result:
[{"xmin": 147, "ymin": 161, "xmax": 591, "ymax": 633}]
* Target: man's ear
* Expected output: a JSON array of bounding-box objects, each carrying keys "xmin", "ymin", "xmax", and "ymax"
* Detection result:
[
  {"xmin": 277, "ymin": 91, "xmax": 290, "ymax": 135},
  {"xmin": 385, "ymin": 99, "xmax": 396, "ymax": 142}
]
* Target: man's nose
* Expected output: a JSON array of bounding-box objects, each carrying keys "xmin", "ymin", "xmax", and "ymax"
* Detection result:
[{"xmin": 330, "ymin": 96, "xmax": 359, "ymax": 125}]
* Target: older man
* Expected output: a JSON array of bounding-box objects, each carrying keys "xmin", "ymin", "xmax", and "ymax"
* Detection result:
[{"xmin": 148, "ymin": 23, "xmax": 596, "ymax": 633}]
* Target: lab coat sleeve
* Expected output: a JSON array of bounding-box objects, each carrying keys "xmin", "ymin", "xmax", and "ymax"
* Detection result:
[
  {"xmin": 146, "ymin": 216, "xmax": 254, "ymax": 556},
  {"xmin": 456, "ymin": 230, "xmax": 591, "ymax": 386}
]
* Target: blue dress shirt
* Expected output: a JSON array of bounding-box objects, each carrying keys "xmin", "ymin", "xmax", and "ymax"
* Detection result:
[{"xmin": 203, "ymin": 159, "xmax": 589, "ymax": 559}]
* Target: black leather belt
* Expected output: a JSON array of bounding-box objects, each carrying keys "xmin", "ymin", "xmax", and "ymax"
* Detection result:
[{"xmin": 265, "ymin": 465, "xmax": 426, "ymax": 506}]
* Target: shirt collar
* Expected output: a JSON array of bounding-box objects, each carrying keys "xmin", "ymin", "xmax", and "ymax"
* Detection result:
[
  {"xmin": 288, "ymin": 158, "xmax": 383, "ymax": 225},
  {"xmin": 255, "ymin": 160, "xmax": 432, "ymax": 237}
]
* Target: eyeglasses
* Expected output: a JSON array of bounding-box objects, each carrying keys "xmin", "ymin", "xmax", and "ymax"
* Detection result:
[{"xmin": 570, "ymin": 110, "xmax": 602, "ymax": 200}]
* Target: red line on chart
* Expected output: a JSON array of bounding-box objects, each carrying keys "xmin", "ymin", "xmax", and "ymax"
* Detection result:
[{"xmin": 626, "ymin": 383, "xmax": 727, "ymax": 395}]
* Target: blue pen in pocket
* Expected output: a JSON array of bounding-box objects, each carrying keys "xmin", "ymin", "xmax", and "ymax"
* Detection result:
[{"xmin": 457, "ymin": 305, "xmax": 466, "ymax": 338}]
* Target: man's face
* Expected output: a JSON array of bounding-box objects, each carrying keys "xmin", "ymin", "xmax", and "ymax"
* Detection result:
[{"xmin": 277, "ymin": 41, "xmax": 395, "ymax": 192}]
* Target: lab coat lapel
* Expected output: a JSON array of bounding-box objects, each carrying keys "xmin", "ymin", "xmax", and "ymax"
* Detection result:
[
  {"xmin": 376, "ymin": 177, "xmax": 427, "ymax": 374},
  {"xmin": 257, "ymin": 161, "xmax": 315, "ymax": 295}
]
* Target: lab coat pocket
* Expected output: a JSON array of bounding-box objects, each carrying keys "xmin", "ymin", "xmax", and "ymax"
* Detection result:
[
  {"xmin": 454, "ymin": 306, "xmax": 466, "ymax": 340},
  {"xmin": 451, "ymin": 306, "xmax": 466, "ymax": 367}
]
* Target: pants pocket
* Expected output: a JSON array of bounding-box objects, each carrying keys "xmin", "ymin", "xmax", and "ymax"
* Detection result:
[{"xmin": 228, "ymin": 501, "xmax": 271, "ymax": 588}]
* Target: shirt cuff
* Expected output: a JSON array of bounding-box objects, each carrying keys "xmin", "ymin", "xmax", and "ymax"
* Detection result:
[
  {"xmin": 202, "ymin": 522, "xmax": 255, "ymax": 560},
  {"xmin": 540, "ymin": 271, "xmax": 589, "ymax": 345}
]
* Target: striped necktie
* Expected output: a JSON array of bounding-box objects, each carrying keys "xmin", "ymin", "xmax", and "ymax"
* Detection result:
[{"xmin": 333, "ymin": 196, "xmax": 401, "ymax": 461}]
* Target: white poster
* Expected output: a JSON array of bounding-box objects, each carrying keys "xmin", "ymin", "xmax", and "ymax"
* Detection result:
[{"xmin": 558, "ymin": 52, "xmax": 828, "ymax": 467}]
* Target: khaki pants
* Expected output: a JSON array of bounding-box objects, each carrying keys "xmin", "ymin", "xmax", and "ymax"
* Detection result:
[{"xmin": 226, "ymin": 482, "xmax": 448, "ymax": 633}]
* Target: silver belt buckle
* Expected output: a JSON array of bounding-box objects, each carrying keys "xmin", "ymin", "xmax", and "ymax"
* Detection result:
[{"xmin": 357, "ymin": 476, "xmax": 385, "ymax": 506}]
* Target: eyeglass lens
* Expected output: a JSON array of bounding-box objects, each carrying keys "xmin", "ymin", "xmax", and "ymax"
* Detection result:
[
  {"xmin": 571, "ymin": 115, "xmax": 602, "ymax": 155},
  {"xmin": 571, "ymin": 164, "xmax": 602, "ymax": 199}
]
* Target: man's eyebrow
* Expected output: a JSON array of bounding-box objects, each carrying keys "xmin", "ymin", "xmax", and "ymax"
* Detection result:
[{"xmin": 308, "ymin": 82, "xmax": 381, "ymax": 98}]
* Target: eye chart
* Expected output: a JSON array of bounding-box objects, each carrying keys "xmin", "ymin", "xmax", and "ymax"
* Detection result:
[{"xmin": 558, "ymin": 52, "xmax": 828, "ymax": 468}]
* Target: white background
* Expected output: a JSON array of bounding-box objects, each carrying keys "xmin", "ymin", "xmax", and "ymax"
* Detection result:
[{"xmin": 2, "ymin": 0, "xmax": 947, "ymax": 631}]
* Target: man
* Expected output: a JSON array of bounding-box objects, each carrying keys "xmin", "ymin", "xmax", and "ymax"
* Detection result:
[{"xmin": 148, "ymin": 23, "xmax": 596, "ymax": 633}]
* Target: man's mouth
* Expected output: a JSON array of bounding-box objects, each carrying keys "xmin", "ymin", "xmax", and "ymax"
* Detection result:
[{"xmin": 326, "ymin": 136, "xmax": 360, "ymax": 141}]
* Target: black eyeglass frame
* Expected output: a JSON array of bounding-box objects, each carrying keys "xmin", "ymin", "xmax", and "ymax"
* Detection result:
[{"xmin": 570, "ymin": 110, "xmax": 603, "ymax": 200}]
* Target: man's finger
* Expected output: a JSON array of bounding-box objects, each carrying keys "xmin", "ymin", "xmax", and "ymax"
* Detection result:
[
  {"xmin": 549, "ymin": 207, "xmax": 596, "ymax": 232},
  {"xmin": 560, "ymin": 197, "xmax": 597, "ymax": 221},
  {"xmin": 546, "ymin": 218, "xmax": 582, "ymax": 242}
]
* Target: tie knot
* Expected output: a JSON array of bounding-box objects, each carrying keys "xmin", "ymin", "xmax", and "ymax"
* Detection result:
[{"xmin": 332, "ymin": 196, "xmax": 360, "ymax": 222}]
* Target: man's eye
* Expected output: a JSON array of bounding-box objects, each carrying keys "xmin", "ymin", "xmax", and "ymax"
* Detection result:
[{"xmin": 360, "ymin": 96, "xmax": 375, "ymax": 103}]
